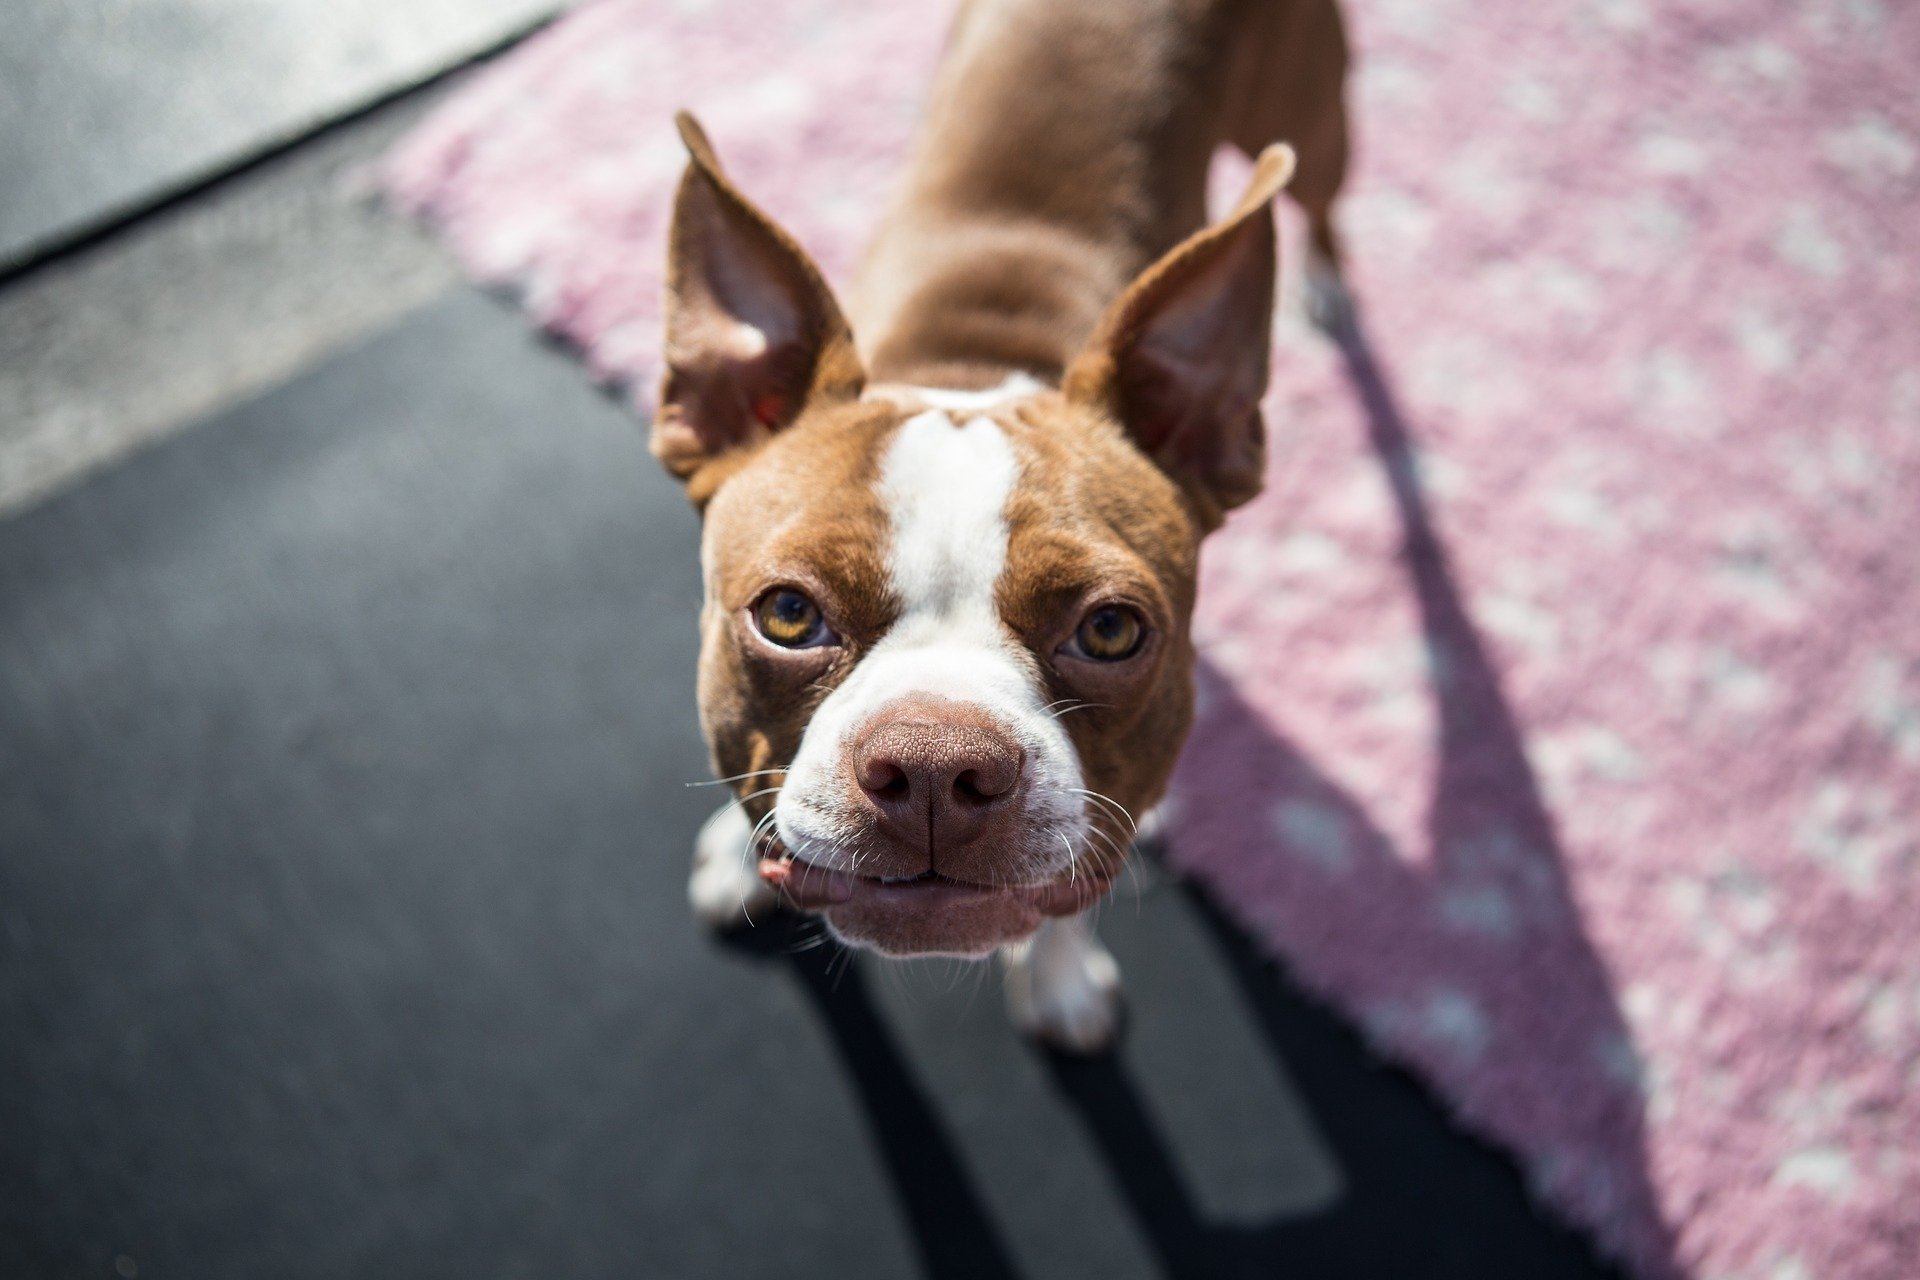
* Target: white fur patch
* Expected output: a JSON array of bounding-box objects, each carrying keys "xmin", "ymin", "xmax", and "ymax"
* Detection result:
[
  {"xmin": 880, "ymin": 409, "xmax": 1019, "ymax": 625},
  {"xmin": 862, "ymin": 372, "xmax": 1047, "ymax": 416},
  {"xmin": 775, "ymin": 408, "xmax": 1085, "ymax": 879},
  {"xmin": 907, "ymin": 373, "xmax": 1048, "ymax": 415}
]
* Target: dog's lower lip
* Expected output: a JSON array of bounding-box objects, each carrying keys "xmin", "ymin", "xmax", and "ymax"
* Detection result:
[
  {"xmin": 760, "ymin": 856, "xmax": 1009, "ymax": 900},
  {"xmin": 758, "ymin": 853, "xmax": 1111, "ymax": 919},
  {"xmin": 877, "ymin": 870, "xmax": 966, "ymax": 887},
  {"xmin": 812, "ymin": 862, "xmax": 1000, "ymax": 893}
]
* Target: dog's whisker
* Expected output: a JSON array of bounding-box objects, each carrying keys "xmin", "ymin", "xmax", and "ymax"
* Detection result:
[
  {"xmin": 1070, "ymin": 787, "xmax": 1138, "ymax": 833},
  {"xmin": 828, "ymin": 944, "xmax": 858, "ymax": 991},
  {"xmin": 958, "ymin": 956, "xmax": 992, "ymax": 1020},
  {"xmin": 786, "ymin": 930, "xmax": 830, "ymax": 954},
  {"xmin": 685, "ymin": 767, "xmax": 788, "ymax": 788},
  {"xmin": 1119, "ymin": 844, "xmax": 1147, "ymax": 905},
  {"xmin": 746, "ymin": 808, "xmax": 783, "ymax": 864},
  {"xmin": 1085, "ymin": 825, "xmax": 1127, "ymax": 867},
  {"xmin": 1089, "ymin": 820, "xmax": 1133, "ymax": 864}
]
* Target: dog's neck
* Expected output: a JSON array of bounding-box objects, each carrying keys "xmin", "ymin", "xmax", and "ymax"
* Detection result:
[{"xmin": 848, "ymin": 0, "xmax": 1240, "ymax": 390}]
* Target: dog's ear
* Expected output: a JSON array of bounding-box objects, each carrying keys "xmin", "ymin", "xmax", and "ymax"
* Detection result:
[
  {"xmin": 655, "ymin": 112, "xmax": 864, "ymax": 499},
  {"xmin": 1063, "ymin": 145, "xmax": 1295, "ymax": 530}
]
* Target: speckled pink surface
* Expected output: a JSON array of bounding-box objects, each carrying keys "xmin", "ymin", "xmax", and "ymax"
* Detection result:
[{"xmin": 384, "ymin": 1, "xmax": 1920, "ymax": 1276}]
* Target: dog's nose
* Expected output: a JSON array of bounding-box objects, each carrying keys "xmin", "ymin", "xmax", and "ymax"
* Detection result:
[{"xmin": 852, "ymin": 704, "xmax": 1025, "ymax": 853}]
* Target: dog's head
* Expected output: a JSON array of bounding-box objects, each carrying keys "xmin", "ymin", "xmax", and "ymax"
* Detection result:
[{"xmin": 656, "ymin": 115, "xmax": 1292, "ymax": 957}]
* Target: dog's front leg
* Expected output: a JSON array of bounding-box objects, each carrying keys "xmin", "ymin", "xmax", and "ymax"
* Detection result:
[
  {"xmin": 687, "ymin": 802, "xmax": 779, "ymax": 928},
  {"xmin": 1002, "ymin": 913, "xmax": 1123, "ymax": 1054}
]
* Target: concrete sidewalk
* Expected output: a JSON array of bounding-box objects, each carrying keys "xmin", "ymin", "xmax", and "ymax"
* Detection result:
[{"xmin": 0, "ymin": 0, "xmax": 559, "ymax": 271}]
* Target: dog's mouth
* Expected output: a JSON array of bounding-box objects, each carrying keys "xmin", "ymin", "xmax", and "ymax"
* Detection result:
[
  {"xmin": 758, "ymin": 853, "xmax": 1108, "ymax": 913},
  {"xmin": 756, "ymin": 852, "xmax": 1111, "ymax": 957}
]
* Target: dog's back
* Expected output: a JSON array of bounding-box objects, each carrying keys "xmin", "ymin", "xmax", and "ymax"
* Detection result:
[{"xmin": 850, "ymin": 0, "xmax": 1351, "ymax": 389}]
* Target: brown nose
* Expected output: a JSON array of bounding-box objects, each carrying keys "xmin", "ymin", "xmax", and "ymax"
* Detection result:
[{"xmin": 852, "ymin": 701, "xmax": 1025, "ymax": 855}]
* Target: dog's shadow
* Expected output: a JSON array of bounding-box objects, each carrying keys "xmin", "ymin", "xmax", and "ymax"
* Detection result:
[{"xmin": 720, "ymin": 319, "xmax": 1672, "ymax": 1280}]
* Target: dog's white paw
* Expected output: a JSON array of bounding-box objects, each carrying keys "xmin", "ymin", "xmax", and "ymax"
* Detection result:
[
  {"xmin": 1003, "ymin": 917, "xmax": 1124, "ymax": 1054},
  {"xmin": 688, "ymin": 803, "xmax": 779, "ymax": 929},
  {"xmin": 1304, "ymin": 254, "xmax": 1355, "ymax": 337}
]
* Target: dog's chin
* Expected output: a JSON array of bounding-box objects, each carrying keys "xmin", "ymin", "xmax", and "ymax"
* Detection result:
[
  {"xmin": 763, "ymin": 836, "xmax": 1113, "ymax": 958},
  {"xmin": 821, "ymin": 879, "xmax": 1047, "ymax": 958}
]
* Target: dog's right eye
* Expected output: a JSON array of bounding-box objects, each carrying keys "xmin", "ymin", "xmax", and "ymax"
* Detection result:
[
  {"xmin": 1069, "ymin": 604, "xmax": 1146, "ymax": 662},
  {"xmin": 753, "ymin": 589, "xmax": 833, "ymax": 648}
]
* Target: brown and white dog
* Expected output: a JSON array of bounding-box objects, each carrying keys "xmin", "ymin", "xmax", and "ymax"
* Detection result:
[{"xmin": 659, "ymin": 0, "xmax": 1350, "ymax": 1050}]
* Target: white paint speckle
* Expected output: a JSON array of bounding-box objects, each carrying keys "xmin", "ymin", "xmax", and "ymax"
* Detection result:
[
  {"xmin": 1795, "ymin": 780, "xmax": 1901, "ymax": 895},
  {"xmin": 1774, "ymin": 204, "xmax": 1847, "ymax": 280},
  {"xmin": 1439, "ymin": 885, "xmax": 1519, "ymax": 938},
  {"xmin": 1637, "ymin": 132, "xmax": 1710, "ymax": 177},
  {"xmin": 1774, "ymin": 1145, "xmax": 1856, "ymax": 1200},
  {"xmin": 1421, "ymin": 988, "xmax": 1490, "ymax": 1058},
  {"xmin": 1272, "ymin": 796, "xmax": 1352, "ymax": 870},
  {"xmin": 1822, "ymin": 113, "xmax": 1916, "ymax": 182},
  {"xmin": 1730, "ymin": 306, "xmax": 1796, "ymax": 375}
]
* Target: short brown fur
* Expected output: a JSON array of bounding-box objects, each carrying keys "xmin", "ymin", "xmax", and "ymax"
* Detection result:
[{"xmin": 656, "ymin": 0, "xmax": 1351, "ymax": 963}]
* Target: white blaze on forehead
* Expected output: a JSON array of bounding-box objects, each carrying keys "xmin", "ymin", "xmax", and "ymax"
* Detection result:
[
  {"xmin": 774, "ymin": 405, "xmax": 1087, "ymax": 876},
  {"xmin": 879, "ymin": 409, "xmax": 1018, "ymax": 627}
]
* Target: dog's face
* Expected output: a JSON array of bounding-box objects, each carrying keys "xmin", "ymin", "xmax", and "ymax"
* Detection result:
[
  {"xmin": 694, "ymin": 385, "xmax": 1198, "ymax": 956},
  {"xmin": 656, "ymin": 117, "xmax": 1292, "ymax": 957}
]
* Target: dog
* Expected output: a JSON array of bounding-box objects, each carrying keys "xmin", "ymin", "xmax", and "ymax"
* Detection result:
[{"xmin": 657, "ymin": 0, "xmax": 1350, "ymax": 1051}]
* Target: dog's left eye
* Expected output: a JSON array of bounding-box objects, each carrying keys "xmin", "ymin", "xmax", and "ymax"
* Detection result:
[
  {"xmin": 1067, "ymin": 604, "xmax": 1145, "ymax": 662},
  {"xmin": 753, "ymin": 588, "xmax": 833, "ymax": 648}
]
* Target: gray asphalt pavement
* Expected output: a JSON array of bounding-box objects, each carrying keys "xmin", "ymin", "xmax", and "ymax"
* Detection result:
[{"xmin": 0, "ymin": 291, "xmax": 1619, "ymax": 1280}]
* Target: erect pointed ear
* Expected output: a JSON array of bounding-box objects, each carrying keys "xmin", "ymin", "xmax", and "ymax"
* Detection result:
[
  {"xmin": 1062, "ymin": 144, "xmax": 1296, "ymax": 530},
  {"xmin": 654, "ymin": 112, "xmax": 864, "ymax": 498}
]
